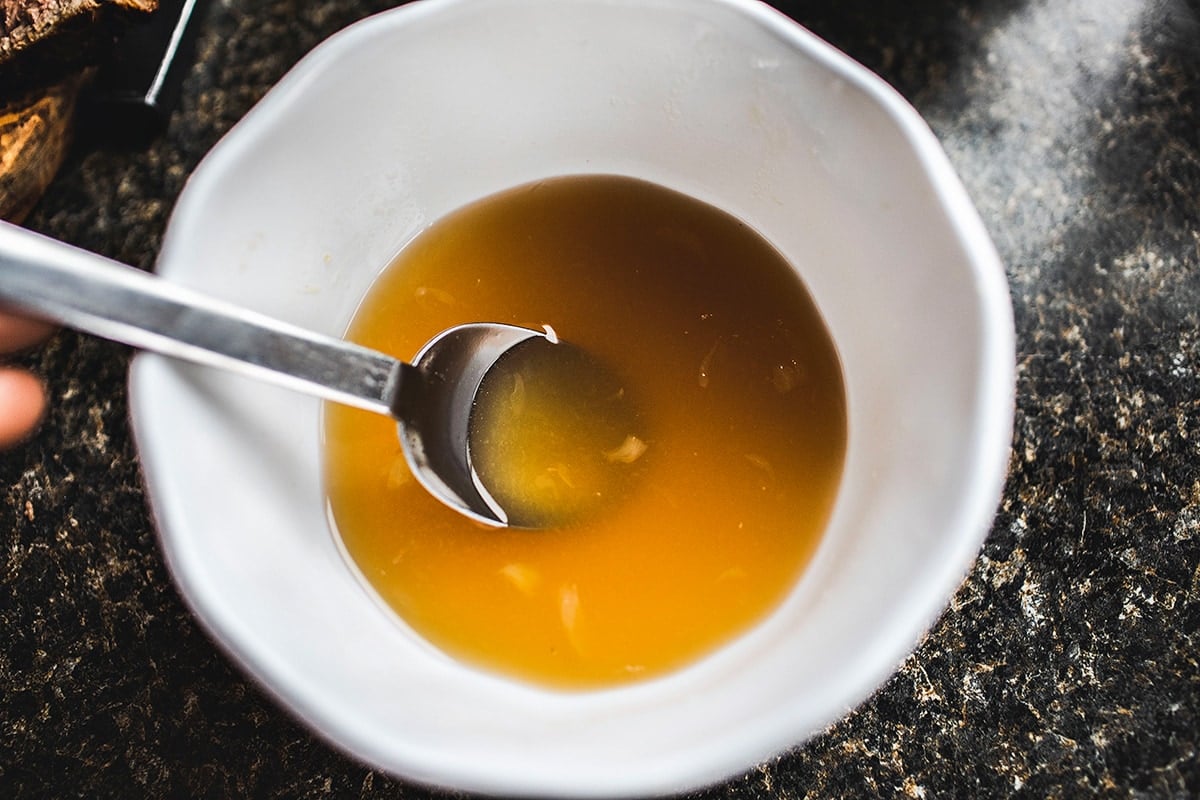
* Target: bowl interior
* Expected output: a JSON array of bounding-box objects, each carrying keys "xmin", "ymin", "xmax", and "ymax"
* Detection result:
[{"xmin": 131, "ymin": 0, "xmax": 1013, "ymax": 795}]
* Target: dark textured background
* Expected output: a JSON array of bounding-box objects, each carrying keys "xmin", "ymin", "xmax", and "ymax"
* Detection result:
[{"xmin": 3, "ymin": 0, "xmax": 1199, "ymax": 796}]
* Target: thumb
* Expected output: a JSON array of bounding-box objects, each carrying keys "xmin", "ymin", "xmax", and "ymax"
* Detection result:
[{"xmin": 0, "ymin": 369, "xmax": 48, "ymax": 448}]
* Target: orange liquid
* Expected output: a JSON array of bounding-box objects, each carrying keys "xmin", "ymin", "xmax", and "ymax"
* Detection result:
[{"xmin": 323, "ymin": 175, "xmax": 847, "ymax": 688}]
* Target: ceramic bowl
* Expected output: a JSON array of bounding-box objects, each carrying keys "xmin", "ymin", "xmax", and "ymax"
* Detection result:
[{"xmin": 130, "ymin": 0, "xmax": 1014, "ymax": 795}]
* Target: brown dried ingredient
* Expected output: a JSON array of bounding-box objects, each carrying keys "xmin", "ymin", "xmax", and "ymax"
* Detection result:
[
  {"xmin": 0, "ymin": 0, "xmax": 160, "ymax": 220},
  {"xmin": 0, "ymin": 0, "xmax": 156, "ymax": 63},
  {"xmin": 0, "ymin": 75, "xmax": 81, "ymax": 222}
]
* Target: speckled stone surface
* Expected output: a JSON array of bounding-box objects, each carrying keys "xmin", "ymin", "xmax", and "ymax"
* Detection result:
[{"xmin": 3, "ymin": 0, "xmax": 1198, "ymax": 797}]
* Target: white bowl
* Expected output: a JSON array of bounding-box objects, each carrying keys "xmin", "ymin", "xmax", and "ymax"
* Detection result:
[{"xmin": 130, "ymin": 0, "xmax": 1014, "ymax": 795}]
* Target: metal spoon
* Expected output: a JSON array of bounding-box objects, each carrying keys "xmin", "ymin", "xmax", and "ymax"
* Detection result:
[{"xmin": 0, "ymin": 220, "xmax": 565, "ymax": 527}]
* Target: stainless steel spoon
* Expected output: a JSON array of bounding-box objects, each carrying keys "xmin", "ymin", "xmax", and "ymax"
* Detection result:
[{"xmin": 0, "ymin": 220, "xmax": 555, "ymax": 527}]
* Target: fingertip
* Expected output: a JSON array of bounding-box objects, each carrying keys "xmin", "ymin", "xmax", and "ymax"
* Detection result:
[{"xmin": 0, "ymin": 368, "xmax": 48, "ymax": 448}]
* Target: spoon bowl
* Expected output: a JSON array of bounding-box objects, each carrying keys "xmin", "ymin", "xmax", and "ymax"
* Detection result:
[{"xmin": 402, "ymin": 322, "xmax": 547, "ymax": 526}]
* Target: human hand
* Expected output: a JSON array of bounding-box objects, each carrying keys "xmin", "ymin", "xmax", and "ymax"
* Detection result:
[{"xmin": 0, "ymin": 312, "xmax": 54, "ymax": 448}]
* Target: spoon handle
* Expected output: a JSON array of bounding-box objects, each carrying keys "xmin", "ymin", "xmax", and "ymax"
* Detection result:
[{"xmin": 0, "ymin": 221, "xmax": 406, "ymax": 417}]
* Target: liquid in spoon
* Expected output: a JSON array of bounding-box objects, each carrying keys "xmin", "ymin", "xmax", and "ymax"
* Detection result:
[{"xmin": 469, "ymin": 330, "xmax": 646, "ymax": 529}]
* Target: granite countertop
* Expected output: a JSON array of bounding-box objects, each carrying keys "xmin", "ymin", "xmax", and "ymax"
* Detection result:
[{"xmin": 3, "ymin": 0, "xmax": 1198, "ymax": 796}]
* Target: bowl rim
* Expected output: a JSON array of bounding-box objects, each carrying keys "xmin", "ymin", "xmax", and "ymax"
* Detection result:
[{"xmin": 131, "ymin": 0, "xmax": 1015, "ymax": 795}]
